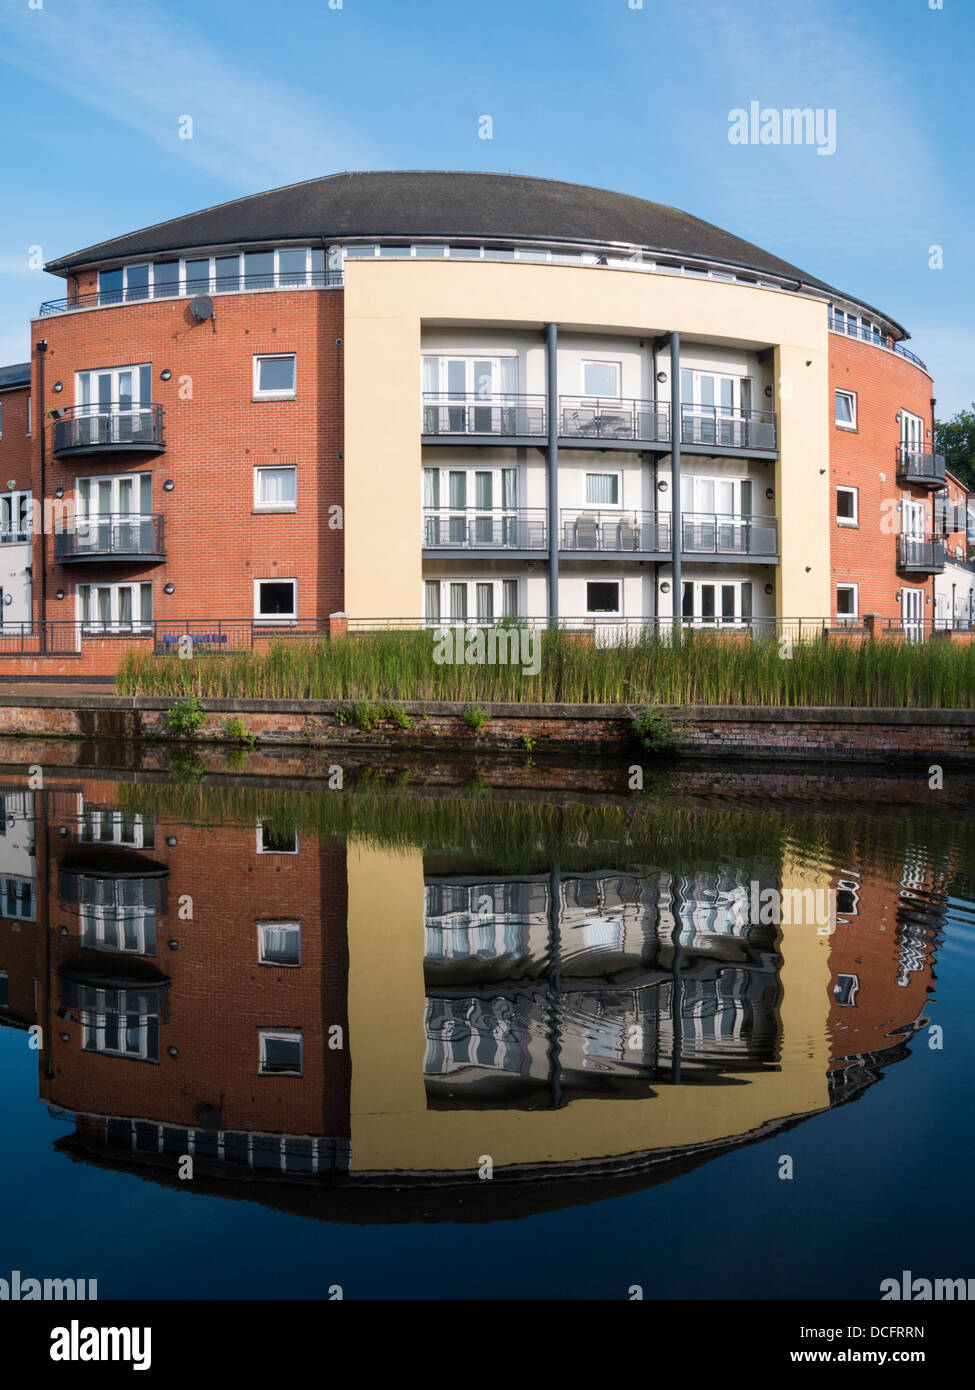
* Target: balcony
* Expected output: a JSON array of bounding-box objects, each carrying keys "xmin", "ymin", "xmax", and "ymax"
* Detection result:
[
  {"xmin": 51, "ymin": 404, "xmax": 165, "ymax": 457},
  {"xmin": 897, "ymin": 535, "xmax": 946, "ymax": 574},
  {"xmin": 422, "ymin": 394, "xmax": 546, "ymax": 442},
  {"xmin": 423, "ymin": 509, "xmax": 546, "ymax": 553},
  {"xmin": 680, "ymin": 406, "xmax": 777, "ymax": 453},
  {"xmin": 896, "ymin": 444, "xmax": 946, "ymax": 488},
  {"xmin": 560, "ymin": 510, "xmax": 670, "ymax": 553},
  {"xmin": 559, "ymin": 397, "xmax": 671, "ymax": 447},
  {"xmin": 54, "ymin": 514, "xmax": 165, "ymax": 564},
  {"xmin": 681, "ymin": 512, "xmax": 779, "ymax": 557}
]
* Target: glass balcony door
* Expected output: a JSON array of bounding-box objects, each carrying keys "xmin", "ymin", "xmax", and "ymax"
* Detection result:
[
  {"xmin": 77, "ymin": 473, "xmax": 152, "ymax": 554},
  {"xmin": 424, "ymin": 466, "xmax": 519, "ymax": 547},
  {"xmin": 422, "ymin": 355, "xmax": 517, "ymax": 433},
  {"xmin": 681, "ymin": 371, "xmax": 751, "ymax": 446},
  {"xmin": 76, "ymin": 364, "xmax": 152, "ymax": 445},
  {"xmin": 681, "ymin": 580, "xmax": 753, "ymax": 626},
  {"xmin": 680, "ymin": 475, "xmax": 753, "ymax": 551}
]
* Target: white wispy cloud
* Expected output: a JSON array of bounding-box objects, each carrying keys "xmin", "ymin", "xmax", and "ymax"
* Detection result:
[{"xmin": 0, "ymin": 0, "xmax": 376, "ymax": 189}]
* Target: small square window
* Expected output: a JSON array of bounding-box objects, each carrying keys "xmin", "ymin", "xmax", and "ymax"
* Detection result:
[
  {"xmin": 258, "ymin": 922, "xmax": 301, "ymax": 966},
  {"xmin": 259, "ymin": 1030, "xmax": 303, "ymax": 1076},
  {"xmin": 586, "ymin": 581, "xmax": 620, "ymax": 614},
  {"xmin": 254, "ymin": 466, "xmax": 297, "ymax": 511},
  {"xmin": 586, "ymin": 473, "xmax": 619, "ymax": 506},
  {"xmin": 583, "ymin": 361, "xmax": 621, "ymax": 397},
  {"xmin": 836, "ymin": 584, "xmax": 858, "ymax": 617},
  {"xmin": 254, "ymin": 578, "xmax": 297, "ymax": 620},
  {"xmin": 254, "ymin": 354, "xmax": 296, "ymax": 399},
  {"xmin": 833, "ymin": 974, "xmax": 859, "ymax": 1007},
  {"xmin": 836, "ymin": 486, "xmax": 858, "ymax": 525},
  {"xmin": 835, "ymin": 390, "xmax": 856, "ymax": 428},
  {"xmin": 257, "ymin": 820, "xmax": 299, "ymax": 854}
]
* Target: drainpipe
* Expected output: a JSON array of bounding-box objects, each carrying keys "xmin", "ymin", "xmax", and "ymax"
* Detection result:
[
  {"xmin": 36, "ymin": 339, "xmax": 48, "ymax": 652},
  {"xmin": 670, "ymin": 332, "xmax": 682, "ymax": 628},
  {"xmin": 546, "ymin": 323, "xmax": 559, "ymax": 625}
]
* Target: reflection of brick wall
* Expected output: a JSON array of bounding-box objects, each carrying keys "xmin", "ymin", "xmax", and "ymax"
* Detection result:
[
  {"xmin": 828, "ymin": 863, "xmax": 937, "ymax": 1069},
  {"xmin": 29, "ymin": 288, "xmax": 344, "ymax": 630},
  {"xmin": 829, "ymin": 334, "xmax": 962, "ymax": 616},
  {"xmin": 40, "ymin": 798, "xmax": 350, "ymax": 1140}
]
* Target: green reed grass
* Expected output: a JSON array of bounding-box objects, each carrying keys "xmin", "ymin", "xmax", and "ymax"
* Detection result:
[{"xmin": 115, "ymin": 629, "xmax": 975, "ymax": 708}]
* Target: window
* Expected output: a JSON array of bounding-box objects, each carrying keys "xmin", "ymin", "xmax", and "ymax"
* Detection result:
[
  {"xmin": 586, "ymin": 473, "xmax": 620, "ymax": 506},
  {"xmin": 681, "ymin": 580, "xmax": 753, "ymax": 625},
  {"xmin": 0, "ymin": 970, "xmax": 7, "ymax": 1008},
  {"xmin": 76, "ymin": 364, "xmax": 151, "ymax": 412},
  {"xmin": 259, "ymin": 922, "xmax": 301, "ymax": 967},
  {"xmin": 586, "ymin": 581, "xmax": 620, "ymax": 614},
  {"xmin": 78, "ymin": 582, "xmax": 152, "ymax": 631},
  {"xmin": 583, "ymin": 360, "xmax": 621, "ymax": 397},
  {"xmin": 257, "ymin": 820, "xmax": 298, "ymax": 854},
  {"xmin": 833, "ymin": 974, "xmax": 859, "ymax": 1006},
  {"xmin": 254, "ymin": 578, "xmax": 297, "ymax": 621},
  {"xmin": 836, "ymin": 486, "xmax": 858, "ymax": 525},
  {"xmin": 836, "ymin": 880, "xmax": 860, "ymax": 916},
  {"xmin": 836, "ymin": 584, "xmax": 858, "ymax": 617},
  {"xmin": 259, "ymin": 1030, "xmax": 303, "ymax": 1076},
  {"xmin": 425, "ymin": 578, "xmax": 520, "ymax": 623},
  {"xmin": 254, "ymin": 466, "xmax": 297, "ymax": 511},
  {"xmin": 253, "ymin": 354, "xmax": 297, "ymax": 399},
  {"xmin": 835, "ymin": 390, "xmax": 857, "ymax": 428},
  {"xmin": 0, "ymin": 491, "xmax": 31, "ymax": 543}
]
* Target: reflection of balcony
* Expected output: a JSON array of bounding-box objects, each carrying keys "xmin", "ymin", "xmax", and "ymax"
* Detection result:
[
  {"xmin": 59, "ymin": 963, "xmax": 171, "ymax": 1064},
  {"xmin": 422, "ymin": 394, "xmax": 546, "ymax": 441},
  {"xmin": 680, "ymin": 406, "xmax": 777, "ymax": 453},
  {"xmin": 559, "ymin": 397, "xmax": 671, "ymax": 446},
  {"xmin": 54, "ymin": 513, "xmax": 165, "ymax": 563},
  {"xmin": 422, "ymin": 508, "xmax": 547, "ymax": 552},
  {"xmin": 59, "ymin": 857, "xmax": 169, "ymax": 915},
  {"xmin": 897, "ymin": 535, "xmax": 946, "ymax": 574},
  {"xmin": 896, "ymin": 445, "xmax": 946, "ymax": 488},
  {"xmin": 560, "ymin": 509, "xmax": 669, "ymax": 553},
  {"xmin": 52, "ymin": 404, "xmax": 165, "ymax": 457},
  {"xmin": 681, "ymin": 512, "xmax": 779, "ymax": 557},
  {"xmin": 0, "ymin": 873, "xmax": 35, "ymax": 921}
]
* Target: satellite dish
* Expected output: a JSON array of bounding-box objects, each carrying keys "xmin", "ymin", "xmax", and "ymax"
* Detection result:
[{"xmin": 190, "ymin": 294, "xmax": 214, "ymax": 322}]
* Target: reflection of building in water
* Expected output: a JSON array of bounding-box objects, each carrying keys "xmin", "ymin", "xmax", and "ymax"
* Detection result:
[
  {"xmin": 0, "ymin": 778, "xmax": 959, "ymax": 1221},
  {"xmin": 423, "ymin": 870, "xmax": 782, "ymax": 1108}
]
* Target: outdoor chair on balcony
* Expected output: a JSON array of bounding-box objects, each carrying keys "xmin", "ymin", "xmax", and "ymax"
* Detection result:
[
  {"xmin": 616, "ymin": 517, "xmax": 640, "ymax": 551},
  {"xmin": 574, "ymin": 514, "xmax": 600, "ymax": 550}
]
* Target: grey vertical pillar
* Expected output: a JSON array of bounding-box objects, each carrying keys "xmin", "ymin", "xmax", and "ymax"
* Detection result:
[
  {"xmin": 546, "ymin": 322, "xmax": 559, "ymax": 624},
  {"xmin": 670, "ymin": 332, "xmax": 682, "ymax": 626}
]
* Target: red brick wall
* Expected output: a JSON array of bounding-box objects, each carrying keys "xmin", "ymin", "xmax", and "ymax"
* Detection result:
[
  {"xmin": 0, "ymin": 384, "xmax": 32, "ymax": 491},
  {"xmin": 31, "ymin": 289, "xmax": 345, "ymax": 630},
  {"xmin": 829, "ymin": 334, "xmax": 946, "ymax": 617}
]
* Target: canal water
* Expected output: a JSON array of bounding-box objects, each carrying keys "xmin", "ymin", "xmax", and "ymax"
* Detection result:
[{"xmin": 0, "ymin": 752, "xmax": 972, "ymax": 1300}]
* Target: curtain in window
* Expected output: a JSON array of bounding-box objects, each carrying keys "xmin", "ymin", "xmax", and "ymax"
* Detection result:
[
  {"xmin": 502, "ymin": 469, "xmax": 518, "ymax": 508},
  {"xmin": 259, "ymin": 469, "xmax": 296, "ymax": 505},
  {"xmin": 476, "ymin": 584, "xmax": 494, "ymax": 621},
  {"xmin": 499, "ymin": 358, "xmax": 517, "ymax": 397},
  {"xmin": 449, "ymin": 472, "xmax": 466, "ymax": 508},
  {"xmin": 423, "ymin": 469, "xmax": 439, "ymax": 509},
  {"xmin": 586, "ymin": 473, "xmax": 618, "ymax": 505}
]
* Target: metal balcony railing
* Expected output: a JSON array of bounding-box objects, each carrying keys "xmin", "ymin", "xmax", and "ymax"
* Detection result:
[
  {"xmin": 52, "ymin": 404, "xmax": 165, "ymax": 455},
  {"xmin": 39, "ymin": 268, "xmax": 344, "ymax": 315},
  {"xmin": 54, "ymin": 513, "xmax": 165, "ymax": 562},
  {"xmin": 560, "ymin": 509, "xmax": 670, "ymax": 552},
  {"xmin": 422, "ymin": 508, "xmax": 547, "ymax": 549},
  {"xmin": 897, "ymin": 536, "xmax": 946, "ymax": 573},
  {"xmin": 896, "ymin": 444, "xmax": 946, "ymax": 487},
  {"xmin": 828, "ymin": 313, "xmax": 928, "ymax": 371},
  {"xmin": 422, "ymin": 393, "xmax": 547, "ymax": 437},
  {"xmin": 680, "ymin": 405, "xmax": 777, "ymax": 451},
  {"xmin": 681, "ymin": 512, "xmax": 779, "ymax": 555},
  {"xmin": 559, "ymin": 397, "xmax": 671, "ymax": 444},
  {"xmin": 0, "ymin": 526, "xmax": 31, "ymax": 545}
]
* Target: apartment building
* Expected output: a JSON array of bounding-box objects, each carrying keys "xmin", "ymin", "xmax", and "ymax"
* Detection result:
[
  {"xmin": 0, "ymin": 361, "xmax": 33, "ymax": 629},
  {"xmin": 0, "ymin": 169, "xmax": 966, "ymax": 663}
]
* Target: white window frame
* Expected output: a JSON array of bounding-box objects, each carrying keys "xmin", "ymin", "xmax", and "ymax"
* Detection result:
[
  {"xmin": 836, "ymin": 583, "xmax": 859, "ymax": 618},
  {"xmin": 256, "ymin": 820, "xmax": 299, "ymax": 855},
  {"xmin": 424, "ymin": 577, "xmax": 520, "ymax": 623},
  {"xmin": 253, "ymin": 354, "xmax": 297, "ymax": 401},
  {"xmin": 79, "ymin": 805, "xmax": 154, "ymax": 849},
  {"xmin": 585, "ymin": 471, "xmax": 622, "ymax": 508},
  {"xmin": 585, "ymin": 579, "xmax": 622, "ymax": 615},
  {"xmin": 75, "ymin": 363, "xmax": 152, "ymax": 413},
  {"xmin": 253, "ymin": 577, "xmax": 297, "ymax": 623},
  {"xmin": 82, "ymin": 991, "xmax": 158, "ymax": 1061},
  {"xmin": 836, "ymin": 486, "xmax": 858, "ymax": 526},
  {"xmin": 253, "ymin": 465, "xmax": 298, "ymax": 512},
  {"xmin": 681, "ymin": 579, "xmax": 753, "ymax": 626},
  {"xmin": 259, "ymin": 1029, "xmax": 303, "ymax": 1076},
  {"xmin": 77, "ymin": 582, "xmax": 153, "ymax": 632},
  {"xmin": 835, "ymin": 390, "xmax": 857, "ymax": 429},
  {"xmin": 0, "ymin": 490, "xmax": 32, "ymax": 543},
  {"xmin": 80, "ymin": 905, "xmax": 156, "ymax": 955},
  {"xmin": 582, "ymin": 360, "xmax": 622, "ymax": 398},
  {"xmin": 98, "ymin": 248, "xmax": 329, "ymax": 304},
  {"xmin": 258, "ymin": 921, "xmax": 302, "ymax": 968},
  {"xmin": 834, "ymin": 974, "xmax": 859, "ymax": 1007}
]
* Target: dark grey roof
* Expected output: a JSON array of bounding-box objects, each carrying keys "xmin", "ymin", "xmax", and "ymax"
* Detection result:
[
  {"xmin": 0, "ymin": 361, "xmax": 30, "ymax": 390},
  {"xmin": 43, "ymin": 170, "xmax": 904, "ymax": 334}
]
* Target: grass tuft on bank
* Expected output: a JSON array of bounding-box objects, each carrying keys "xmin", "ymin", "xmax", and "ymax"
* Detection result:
[{"xmin": 115, "ymin": 629, "xmax": 975, "ymax": 708}]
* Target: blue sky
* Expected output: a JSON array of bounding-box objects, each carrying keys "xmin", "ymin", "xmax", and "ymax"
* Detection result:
[{"xmin": 0, "ymin": 0, "xmax": 971, "ymax": 414}]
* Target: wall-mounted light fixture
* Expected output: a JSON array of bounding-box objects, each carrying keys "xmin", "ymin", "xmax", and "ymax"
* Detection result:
[
  {"xmin": 54, "ymin": 487, "xmax": 64, "ymax": 498},
  {"xmin": 764, "ymin": 386, "xmax": 774, "ymax": 398},
  {"xmin": 765, "ymin": 583, "xmax": 774, "ymax": 595},
  {"xmin": 168, "ymin": 940, "xmax": 180, "ymax": 951},
  {"xmin": 660, "ymin": 581, "xmax": 671, "ymax": 594},
  {"xmin": 60, "ymin": 1033, "xmax": 70, "ymax": 1044},
  {"xmin": 166, "ymin": 835, "xmax": 178, "ymax": 847},
  {"xmin": 164, "ymin": 582, "xmax": 175, "ymax": 594},
  {"xmin": 163, "ymin": 479, "xmax": 175, "ymax": 492},
  {"xmin": 167, "ymin": 1046, "xmax": 180, "ymax": 1059},
  {"xmin": 53, "ymin": 381, "xmax": 63, "ymax": 393},
  {"xmin": 656, "ymin": 372, "xmax": 668, "ymax": 384},
  {"xmin": 54, "ymin": 589, "xmax": 65, "ymax": 600},
  {"xmin": 765, "ymin": 488, "xmax": 774, "ymax": 500},
  {"xmin": 657, "ymin": 480, "xmax": 669, "ymax": 492},
  {"xmin": 160, "ymin": 369, "xmax": 172, "ymax": 381}
]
